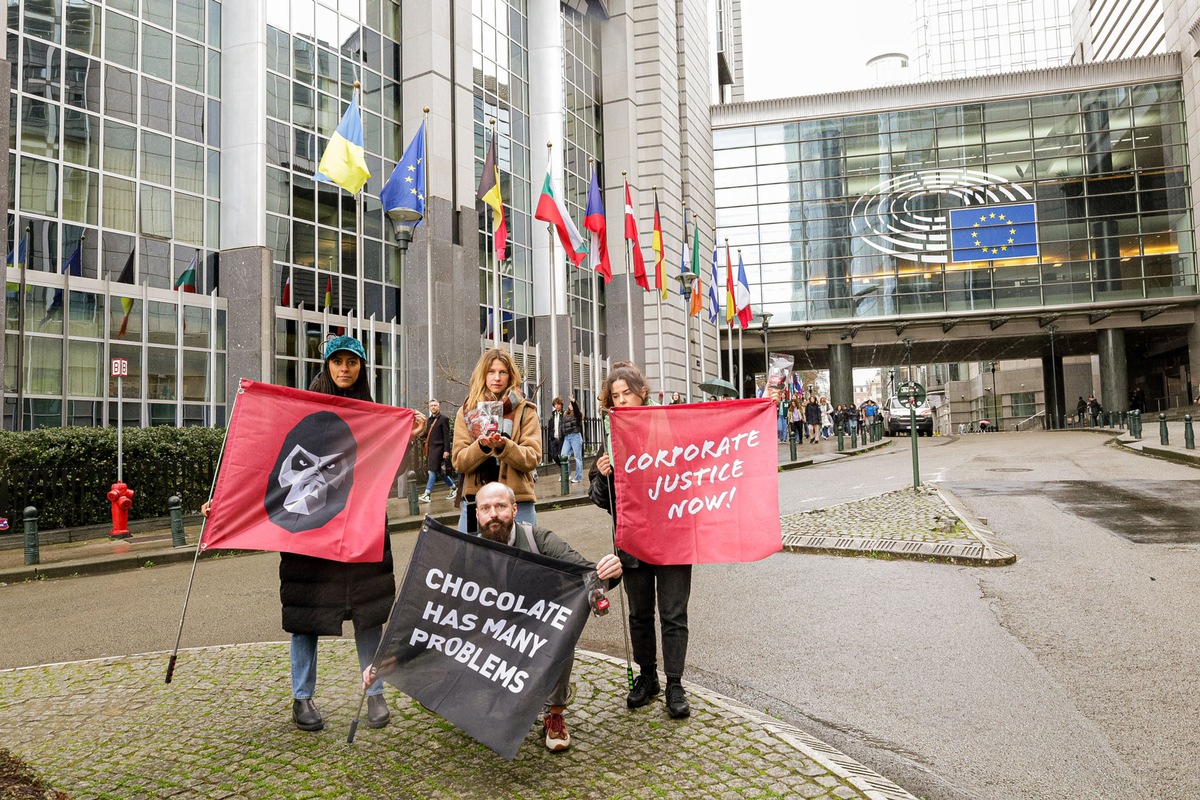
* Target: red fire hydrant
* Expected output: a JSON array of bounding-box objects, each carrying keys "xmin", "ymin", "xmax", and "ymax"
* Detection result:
[{"xmin": 108, "ymin": 482, "xmax": 135, "ymax": 538}]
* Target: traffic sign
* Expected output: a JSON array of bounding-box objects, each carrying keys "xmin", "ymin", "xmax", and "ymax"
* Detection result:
[
  {"xmin": 897, "ymin": 381, "xmax": 926, "ymax": 408},
  {"xmin": 111, "ymin": 358, "xmax": 128, "ymax": 377}
]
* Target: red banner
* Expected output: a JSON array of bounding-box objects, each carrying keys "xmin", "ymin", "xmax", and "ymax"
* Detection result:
[
  {"xmin": 201, "ymin": 380, "xmax": 415, "ymax": 562},
  {"xmin": 611, "ymin": 398, "xmax": 781, "ymax": 565}
]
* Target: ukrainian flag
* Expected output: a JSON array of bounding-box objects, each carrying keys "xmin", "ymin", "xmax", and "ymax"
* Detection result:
[
  {"xmin": 949, "ymin": 203, "xmax": 1038, "ymax": 263},
  {"xmin": 316, "ymin": 91, "xmax": 370, "ymax": 195}
]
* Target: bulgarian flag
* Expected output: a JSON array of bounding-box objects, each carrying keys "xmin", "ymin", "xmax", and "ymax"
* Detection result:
[
  {"xmin": 175, "ymin": 253, "xmax": 198, "ymax": 293},
  {"xmin": 535, "ymin": 169, "xmax": 586, "ymax": 266},
  {"xmin": 652, "ymin": 193, "xmax": 666, "ymax": 300}
]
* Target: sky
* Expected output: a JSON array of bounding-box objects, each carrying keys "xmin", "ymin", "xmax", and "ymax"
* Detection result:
[{"xmin": 738, "ymin": 0, "xmax": 918, "ymax": 100}]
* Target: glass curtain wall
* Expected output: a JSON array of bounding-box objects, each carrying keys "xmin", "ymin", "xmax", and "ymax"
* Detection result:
[
  {"xmin": 714, "ymin": 80, "xmax": 1196, "ymax": 326},
  {"xmin": 5, "ymin": 0, "xmax": 225, "ymax": 430},
  {"xmin": 561, "ymin": 4, "xmax": 603, "ymax": 411},
  {"xmin": 472, "ymin": 0, "xmax": 532, "ymax": 345},
  {"xmin": 265, "ymin": 0, "xmax": 406, "ymax": 394}
]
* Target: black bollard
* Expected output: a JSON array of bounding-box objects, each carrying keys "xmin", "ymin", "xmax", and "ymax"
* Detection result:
[
  {"xmin": 406, "ymin": 471, "xmax": 420, "ymax": 517},
  {"xmin": 560, "ymin": 460, "xmax": 569, "ymax": 495},
  {"xmin": 788, "ymin": 429, "xmax": 797, "ymax": 462},
  {"xmin": 23, "ymin": 506, "xmax": 39, "ymax": 566},
  {"xmin": 1159, "ymin": 413, "xmax": 1169, "ymax": 446},
  {"xmin": 1185, "ymin": 415, "xmax": 1194, "ymax": 450},
  {"xmin": 836, "ymin": 425, "xmax": 844, "ymax": 453},
  {"xmin": 168, "ymin": 495, "xmax": 187, "ymax": 547}
]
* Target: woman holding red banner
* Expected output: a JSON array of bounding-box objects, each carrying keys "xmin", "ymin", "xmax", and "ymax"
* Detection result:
[
  {"xmin": 202, "ymin": 335, "xmax": 422, "ymax": 734},
  {"xmin": 588, "ymin": 361, "xmax": 692, "ymax": 719},
  {"xmin": 451, "ymin": 347, "xmax": 542, "ymax": 530}
]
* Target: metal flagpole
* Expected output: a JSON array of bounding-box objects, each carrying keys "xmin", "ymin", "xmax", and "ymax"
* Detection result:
[
  {"xmin": 655, "ymin": 292, "xmax": 664, "ymax": 400},
  {"xmin": 713, "ymin": 228, "xmax": 722, "ymax": 383},
  {"xmin": 423, "ymin": 107, "xmax": 433, "ymax": 401},
  {"xmin": 737, "ymin": 325, "xmax": 744, "ymax": 399},
  {"xmin": 724, "ymin": 239, "xmax": 733, "ymax": 389},
  {"xmin": 589, "ymin": 158, "xmax": 602, "ymax": 407},
  {"xmin": 15, "ymin": 226, "xmax": 29, "ymax": 431},
  {"xmin": 621, "ymin": 171, "xmax": 633, "ymax": 357},
  {"xmin": 490, "ymin": 119, "xmax": 502, "ymax": 350},
  {"xmin": 546, "ymin": 143, "xmax": 560, "ymax": 400}
]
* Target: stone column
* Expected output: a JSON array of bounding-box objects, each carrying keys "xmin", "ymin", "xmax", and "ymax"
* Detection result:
[
  {"xmin": 0, "ymin": 58, "xmax": 10, "ymax": 423},
  {"xmin": 1041, "ymin": 352, "xmax": 1065, "ymax": 428},
  {"xmin": 221, "ymin": 246, "xmax": 275, "ymax": 409},
  {"xmin": 1096, "ymin": 328, "xmax": 1129, "ymax": 414},
  {"xmin": 1188, "ymin": 318, "xmax": 1200, "ymax": 403},
  {"xmin": 828, "ymin": 343, "xmax": 854, "ymax": 408}
]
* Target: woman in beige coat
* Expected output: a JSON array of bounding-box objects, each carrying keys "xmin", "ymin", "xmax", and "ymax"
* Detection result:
[{"xmin": 451, "ymin": 347, "xmax": 542, "ymax": 529}]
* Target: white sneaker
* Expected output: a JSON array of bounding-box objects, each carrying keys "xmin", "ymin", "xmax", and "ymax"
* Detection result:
[
  {"xmin": 417, "ymin": 493, "xmax": 431, "ymax": 503},
  {"xmin": 445, "ymin": 490, "xmax": 457, "ymax": 500}
]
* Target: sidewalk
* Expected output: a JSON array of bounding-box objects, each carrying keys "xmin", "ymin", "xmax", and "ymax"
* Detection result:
[
  {"xmin": 0, "ymin": 641, "xmax": 916, "ymax": 800},
  {"xmin": 1110, "ymin": 419, "xmax": 1200, "ymax": 468}
]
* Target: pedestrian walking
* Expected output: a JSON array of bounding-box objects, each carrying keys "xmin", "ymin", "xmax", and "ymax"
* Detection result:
[
  {"xmin": 560, "ymin": 396, "xmax": 585, "ymax": 483},
  {"xmin": 789, "ymin": 399, "xmax": 804, "ymax": 441},
  {"xmin": 547, "ymin": 397, "xmax": 565, "ymax": 466},
  {"xmin": 804, "ymin": 395, "xmax": 821, "ymax": 443},
  {"xmin": 451, "ymin": 348, "xmax": 542, "ymax": 530},
  {"xmin": 589, "ymin": 361, "xmax": 693, "ymax": 719},
  {"xmin": 419, "ymin": 399, "xmax": 456, "ymax": 502},
  {"xmin": 820, "ymin": 396, "xmax": 833, "ymax": 439},
  {"xmin": 1087, "ymin": 394, "xmax": 1102, "ymax": 427}
]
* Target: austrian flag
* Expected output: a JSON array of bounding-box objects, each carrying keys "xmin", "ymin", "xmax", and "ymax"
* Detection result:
[{"xmin": 201, "ymin": 380, "xmax": 416, "ymax": 562}]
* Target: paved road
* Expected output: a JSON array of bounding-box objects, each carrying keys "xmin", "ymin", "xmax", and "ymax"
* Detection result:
[{"xmin": 2, "ymin": 431, "xmax": 1197, "ymax": 799}]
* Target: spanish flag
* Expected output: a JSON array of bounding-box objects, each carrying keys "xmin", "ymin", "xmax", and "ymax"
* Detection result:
[
  {"xmin": 651, "ymin": 193, "xmax": 665, "ymax": 300},
  {"xmin": 477, "ymin": 134, "xmax": 507, "ymax": 263},
  {"xmin": 316, "ymin": 89, "xmax": 370, "ymax": 195}
]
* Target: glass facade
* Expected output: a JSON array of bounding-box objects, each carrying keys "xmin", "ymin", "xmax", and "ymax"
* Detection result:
[
  {"xmin": 472, "ymin": 0, "xmax": 532, "ymax": 344},
  {"xmin": 5, "ymin": 0, "xmax": 226, "ymax": 430},
  {"xmin": 714, "ymin": 80, "xmax": 1196, "ymax": 326},
  {"xmin": 916, "ymin": 0, "xmax": 1072, "ymax": 80},
  {"xmin": 561, "ymin": 4, "xmax": 604, "ymax": 408},
  {"xmin": 264, "ymin": 0, "xmax": 409, "ymax": 398}
]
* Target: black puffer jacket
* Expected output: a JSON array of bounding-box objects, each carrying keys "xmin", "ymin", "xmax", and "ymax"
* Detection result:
[{"xmin": 279, "ymin": 533, "xmax": 395, "ymax": 635}]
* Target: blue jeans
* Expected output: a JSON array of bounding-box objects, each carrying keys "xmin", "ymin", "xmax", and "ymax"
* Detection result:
[
  {"xmin": 624, "ymin": 562, "xmax": 692, "ymax": 678},
  {"xmin": 290, "ymin": 622, "xmax": 384, "ymax": 699},
  {"xmin": 562, "ymin": 432, "xmax": 584, "ymax": 481},
  {"xmin": 424, "ymin": 469, "xmax": 456, "ymax": 493},
  {"xmin": 457, "ymin": 499, "xmax": 537, "ymax": 532}
]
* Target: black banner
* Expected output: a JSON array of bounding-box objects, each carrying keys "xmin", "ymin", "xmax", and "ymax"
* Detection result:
[{"xmin": 373, "ymin": 516, "xmax": 591, "ymax": 759}]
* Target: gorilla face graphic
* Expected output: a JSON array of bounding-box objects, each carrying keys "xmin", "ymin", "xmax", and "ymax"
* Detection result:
[{"xmin": 265, "ymin": 411, "xmax": 357, "ymax": 533}]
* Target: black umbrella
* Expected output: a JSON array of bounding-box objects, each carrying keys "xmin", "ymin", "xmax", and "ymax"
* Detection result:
[{"xmin": 697, "ymin": 378, "xmax": 738, "ymax": 399}]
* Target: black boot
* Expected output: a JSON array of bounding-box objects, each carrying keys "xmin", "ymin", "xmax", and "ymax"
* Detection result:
[
  {"xmin": 366, "ymin": 694, "xmax": 390, "ymax": 729},
  {"xmin": 665, "ymin": 679, "xmax": 690, "ymax": 719},
  {"xmin": 626, "ymin": 669, "xmax": 660, "ymax": 709},
  {"xmin": 292, "ymin": 698, "xmax": 324, "ymax": 731}
]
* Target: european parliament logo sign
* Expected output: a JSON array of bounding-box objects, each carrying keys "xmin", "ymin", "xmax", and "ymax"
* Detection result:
[
  {"xmin": 948, "ymin": 203, "xmax": 1038, "ymax": 262},
  {"xmin": 852, "ymin": 170, "xmax": 1039, "ymax": 263}
]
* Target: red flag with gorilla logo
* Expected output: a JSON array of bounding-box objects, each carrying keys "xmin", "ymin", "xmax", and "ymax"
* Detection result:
[{"xmin": 201, "ymin": 380, "xmax": 415, "ymax": 562}]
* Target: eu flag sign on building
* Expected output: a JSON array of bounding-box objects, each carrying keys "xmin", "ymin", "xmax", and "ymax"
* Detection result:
[{"xmin": 949, "ymin": 203, "xmax": 1038, "ymax": 263}]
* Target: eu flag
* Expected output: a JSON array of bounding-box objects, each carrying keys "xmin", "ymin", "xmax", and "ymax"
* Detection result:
[
  {"xmin": 381, "ymin": 121, "xmax": 426, "ymax": 226},
  {"xmin": 949, "ymin": 203, "xmax": 1038, "ymax": 263}
]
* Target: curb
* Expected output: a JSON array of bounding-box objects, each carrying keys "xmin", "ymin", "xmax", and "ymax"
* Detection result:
[
  {"xmin": 584, "ymin": 651, "xmax": 919, "ymax": 800},
  {"xmin": 0, "ymin": 493, "xmax": 599, "ymax": 584},
  {"xmin": 781, "ymin": 485, "xmax": 1016, "ymax": 567},
  {"xmin": 1113, "ymin": 437, "xmax": 1200, "ymax": 469}
]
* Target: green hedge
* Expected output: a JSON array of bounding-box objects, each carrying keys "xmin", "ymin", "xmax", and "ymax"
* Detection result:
[{"xmin": 0, "ymin": 426, "xmax": 227, "ymax": 530}]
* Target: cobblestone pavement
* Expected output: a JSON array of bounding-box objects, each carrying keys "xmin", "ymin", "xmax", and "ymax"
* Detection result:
[
  {"xmin": 781, "ymin": 485, "xmax": 1016, "ymax": 565},
  {"xmin": 0, "ymin": 641, "xmax": 915, "ymax": 800}
]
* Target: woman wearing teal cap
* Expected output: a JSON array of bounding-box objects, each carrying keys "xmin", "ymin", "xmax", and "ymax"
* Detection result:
[{"xmin": 206, "ymin": 335, "xmax": 421, "ymax": 732}]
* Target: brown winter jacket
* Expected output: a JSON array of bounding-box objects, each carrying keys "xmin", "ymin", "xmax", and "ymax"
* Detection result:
[{"xmin": 451, "ymin": 398, "xmax": 542, "ymax": 502}]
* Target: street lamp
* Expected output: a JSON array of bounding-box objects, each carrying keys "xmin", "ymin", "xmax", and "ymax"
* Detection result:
[
  {"xmin": 675, "ymin": 271, "xmax": 699, "ymax": 402},
  {"xmin": 1047, "ymin": 325, "xmax": 1059, "ymax": 429},
  {"xmin": 989, "ymin": 360, "xmax": 999, "ymax": 431},
  {"xmin": 758, "ymin": 311, "xmax": 773, "ymax": 397}
]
